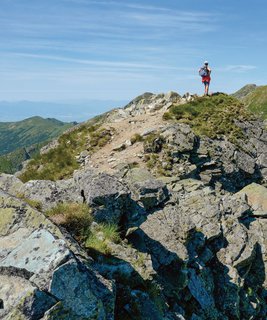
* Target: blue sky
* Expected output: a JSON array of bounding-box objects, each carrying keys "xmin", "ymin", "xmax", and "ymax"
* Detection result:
[{"xmin": 0, "ymin": 0, "xmax": 266, "ymax": 104}]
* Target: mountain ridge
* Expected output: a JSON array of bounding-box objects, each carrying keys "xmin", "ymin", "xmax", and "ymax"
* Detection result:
[
  {"xmin": 0, "ymin": 116, "xmax": 75, "ymax": 156},
  {"xmin": 0, "ymin": 88, "xmax": 267, "ymax": 319}
]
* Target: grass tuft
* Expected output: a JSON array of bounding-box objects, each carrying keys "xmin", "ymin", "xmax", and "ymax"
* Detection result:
[
  {"xmin": 130, "ymin": 133, "xmax": 144, "ymax": 145},
  {"xmin": 46, "ymin": 202, "xmax": 92, "ymax": 241},
  {"xmin": 16, "ymin": 193, "xmax": 43, "ymax": 211},
  {"xmin": 85, "ymin": 223, "xmax": 121, "ymax": 255},
  {"xmin": 46, "ymin": 202, "xmax": 121, "ymax": 255}
]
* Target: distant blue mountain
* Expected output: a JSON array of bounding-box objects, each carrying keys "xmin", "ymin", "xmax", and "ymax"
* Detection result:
[{"xmin": 0, "ymin": 100, "xmax": 127, "ymax": 122}]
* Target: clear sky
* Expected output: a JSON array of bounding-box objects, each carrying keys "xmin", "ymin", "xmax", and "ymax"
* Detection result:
[{"xmin": 0, "ymin": 0, "xmax": 266, "ymax": 102}]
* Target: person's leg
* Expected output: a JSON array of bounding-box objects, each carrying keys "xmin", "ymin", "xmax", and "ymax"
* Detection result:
[
  {"xmin": 206, "ymin": 83, "xmax": 209, "ymax": 95},
  {"xmin": 204, "ymin": 82, "xmax": 210, "ymax": 95},
  {"xmin": 203, "ymin": 82, "xmax": 207, "ymax": 95}
]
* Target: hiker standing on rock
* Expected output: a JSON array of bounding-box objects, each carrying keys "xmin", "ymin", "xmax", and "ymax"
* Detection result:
[{"xmin": 199, "ymin": 61, "xmax": 211, "ymax": 96}]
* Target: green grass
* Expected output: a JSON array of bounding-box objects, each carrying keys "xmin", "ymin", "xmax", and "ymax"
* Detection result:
[
  {"xmin": 19, "ymin": 123, "xmax": 113, "ymax": 182},
  {"xmin": 144, "ymin": 154, "xmax": 159, "ymax": 169},
  {"xmin": 0, "ymin": 116, "xmax": 73, "ymax": 156},
  {"xmin": 16, "ymin": 193, "xmax": 43, "ymax": 211},
  {"xmin": 46, "ymin": 202, "xmax": 93, "ymax": 241},
  {"xmin": 130, "ymin": 133, "xmax": 144, "ymax": 145},
  {"xmin": 85, "ymin": 223, "xmax": 121, "ymax": 255},
  {"xmin": 242, "ymin": 85, "xmax": 267, "ymax": 120},
  {"xmin": 46, "ymin": 202, "xmax": 121, "ymax": 255},
  {"xmin": 163, "ymin": 94, "xmax": 254, "ymax": 143}
]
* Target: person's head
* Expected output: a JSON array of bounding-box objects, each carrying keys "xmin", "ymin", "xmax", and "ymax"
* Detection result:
[{"xmin": 204, "ymin": 61, "xmax": 209, "ymax": 66}]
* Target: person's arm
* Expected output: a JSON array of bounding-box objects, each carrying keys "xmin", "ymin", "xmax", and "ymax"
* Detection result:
[{"xmin": 208, "ymin": 67, "xmax": 212, "ymax": 74}]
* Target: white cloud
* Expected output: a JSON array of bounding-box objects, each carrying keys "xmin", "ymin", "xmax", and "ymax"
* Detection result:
[{"xmin": 222, "ymin": 65, "xmax": 257, "ymax": 73}]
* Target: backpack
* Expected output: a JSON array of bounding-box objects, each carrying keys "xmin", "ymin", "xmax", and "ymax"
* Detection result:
[{"xmin": 199, "ymin": 67, "xmax": 208, "ymax": 77}]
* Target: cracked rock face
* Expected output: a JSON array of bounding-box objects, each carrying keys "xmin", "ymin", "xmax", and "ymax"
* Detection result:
[
  {"xmin": 74, "ymin": 168, "xmax": 131, "ymax": 224},
  {"xmin": 125, "ymin": 179, "xmax": 267, "ymax": 319},
  {"xmin": 0, "ymin": 191, "xmax": 115, "ymax": 319}
]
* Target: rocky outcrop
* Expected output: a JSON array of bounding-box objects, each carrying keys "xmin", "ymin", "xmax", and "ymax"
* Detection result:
[
  {"xmin": 125, "ymin": 179, "xmax": 267, "ymax": 319},
  {"xmin": 106, "ymin": 92, "xmax": 181, "ymax": 122},
  {"xmin": 1, "ymin": 91, "xmax": 267, "ymax": 319},
  {"xmin": 142, "ymin": 119, "xmax": 267, "ymax": 192},
  {"xmin": 74, "ymin": 169, "xmax": 131, "ymax": 223},
  {"xmin": 0, "ymin": 190, "xmax": 115, "ymax": 319}
]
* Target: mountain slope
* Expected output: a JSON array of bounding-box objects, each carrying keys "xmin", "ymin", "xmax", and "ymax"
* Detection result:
[
  {"xmin": 241, "ymin": 85, "xmax": 267, "ymax": 119},
  {"xmin": 232, "ymin": 84, "xmax": 267, "ymax": 120},
  {"xmin": 0, "ymin": 142, "xmax": 46, "ymax": 174},
  {"xmin": 1, "ymin": 90, "xmax": 267, "ymax": 319},
  {"xmin": 231, "ymin": 84, "xmax": 257, "ymax": 100},
  {"xmin": 0, "ymin": 116, "xmax": 74, "ymax": 155}
]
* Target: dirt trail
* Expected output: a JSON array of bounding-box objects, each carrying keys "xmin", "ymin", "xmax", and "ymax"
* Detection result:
[{"xmin": 89, "ymin": 110, "xmax": 167, "ymax": 174}]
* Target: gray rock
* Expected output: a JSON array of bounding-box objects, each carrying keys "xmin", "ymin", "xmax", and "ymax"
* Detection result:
[
  {"xmin": 161, "ymin": 123, "xmax": 196, "ymax": 153},
  {"xmin": 0, "ymin": 173, "xmax": 24, "ymax": 195},
  {"xmin": 237, "ymin": 183, "xmax": 267, "ymax": 211},
  {"xmin": 122, "ymin": 92, "xmax": 181, "ymax": 117},
  {"xmin": 112, "ymin": 143, "xmax": 126, "ymax": 152},
  {"xmin": 50, "ymin": 259, "xmax": 115, "ymax": 320},
  {"xmin": 188, "ymin": 268, "xmax": 215, "ymax": 309},
  {"xmin": 0, "ymin": 191, "xmax": 115, "ymax": 319},
  {"xmin": 125, "ymin": 168, "xmax": 169, "ymax": 210},
  {"xmin": 22, "ymin": 178, "xmax": 83, "ymax": 211},
  {"xmin": 0, "ymin": 275, "xmax": 56, "ymax": 319},
  {"xmin": 0, "ymin": 229, "xmax": 72, "ymax": 289},
  {"xmin": 74, "ymin": 168, "xmax": 130, "ymax": 223}
]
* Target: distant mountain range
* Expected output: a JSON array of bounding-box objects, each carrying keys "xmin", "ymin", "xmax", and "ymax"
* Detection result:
[
  {"xmin": 0, "ymin": 100, "xmax": 127, "ymax": 122},
  {"xmin": 0, "ymin": 116, "xmax": 75, "ymax": 173}
]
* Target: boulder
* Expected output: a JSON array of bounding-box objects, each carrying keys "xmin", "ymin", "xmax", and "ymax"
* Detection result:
[
  {"xmin": 161, "ymin": 123, "xmax": 197, "ymax": 153},
  {"xmin": 0, "ymin": 190, "xmax": 115, "ymax": 319},
  {"xmin": 237, "ymin": 183, "xmax": 267, "ymax": 212},
  {"xmin": 0, "ymin": 174, "xmax": 83, "ymax": 211},
  {"xmin": 0, "ymin": 173, "xmax": 24, "ymax": 196},
  {"xmin": 124, "ymin": 168, "xmax": 169, "ymax": 210},
  {"xmin": 74, "ymin": 169, "xmax": 130, "ymax": 223},
  {"xmin": 21, "ymin": 179, "xmax": 83, "ymax": 211}
]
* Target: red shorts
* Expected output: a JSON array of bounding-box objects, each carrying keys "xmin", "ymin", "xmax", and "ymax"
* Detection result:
[{"xmin": 202, "ymin": 76, "xmax": 211, "ymax": 83}]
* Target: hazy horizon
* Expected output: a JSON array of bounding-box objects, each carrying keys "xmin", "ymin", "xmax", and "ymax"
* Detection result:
[{"xmin": 0, "ymin": 99, "xmax": 128, "ymax": 122}]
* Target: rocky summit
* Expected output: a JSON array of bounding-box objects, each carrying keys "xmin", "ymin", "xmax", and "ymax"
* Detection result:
[{"xmin": 0, "ymin": 91, "xmax": 267, "ymax": 319}]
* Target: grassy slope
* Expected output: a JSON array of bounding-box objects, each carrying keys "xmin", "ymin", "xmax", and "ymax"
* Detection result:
[
  {"xmin": 19, "ymin": 114, "xmax": 111, "ymax": 182},
  {"xmin": 231, "ymin": 84, "xmax": 257, "ymax": 100},
  {"xmin": 163, "ymin": 94, "xmax": 255, "ymax": 142},
  {"xmin": 241, "ymin": 85, "xmax": 267, "ymax": 120},
  {"xmin": 0, "ymin": 142, "xmax": 46, "ymax": 174},
  {"xmin": 0, "ymin": 116, "xmax": 74, "ymax": 155}
]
